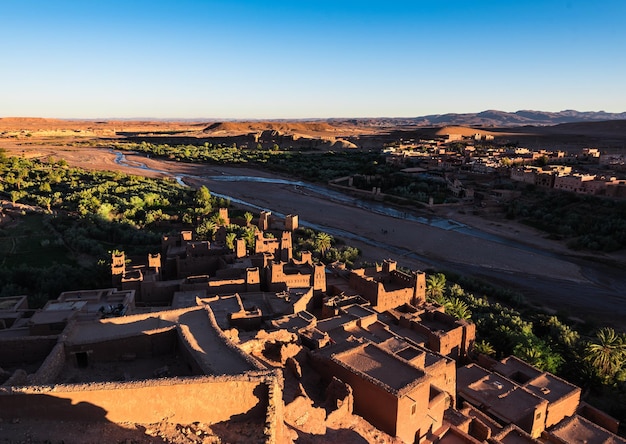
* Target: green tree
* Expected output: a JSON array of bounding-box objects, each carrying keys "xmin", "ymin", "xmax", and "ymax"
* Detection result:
[
  {"xmin": 585, "ymin": 327, "xmax": 626, "ymax": 381},
  {"xmin": 445, "ymin": 297, "xmax": 471, "ymax": 320},
  {"xmin": 315, "ymin": 232, "xmax": 332, "ymax": 257},
  {"xmin": 473, "ymin": 340, "xmax": 495, "ymax": 357},
  {"xmin": 10, "ymin": 190, "xmax": 25, "ymax": 204},
  {"xmin": 37, "ymin": 195, "xmax": 52, "ymax": 213},
  {"xmin": 242, "ymin": 227, "xmax": 256, "ymax": 249},
  {"xmin": 195, "ymin": 186, "xmax": 212, "ymax": 214},
  {"xmin": 225, "ymin": 232, "xmax": 237, "ymax": 250},
  {"xmin": 243, "ymin": 211, "xmax": 254, "ymax": 226},
  {"xmin": 426, "ymin": 273, "xmax": 446, "ymax": 301},
  {"xmin": 197, "ymin": 219, "xmax": 217, "ymax": 240}
]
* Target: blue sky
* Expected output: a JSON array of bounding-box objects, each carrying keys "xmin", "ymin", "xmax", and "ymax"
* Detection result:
[{"xmin": 1, "ymin": 0, "xmax": 624, "ymax": 118}]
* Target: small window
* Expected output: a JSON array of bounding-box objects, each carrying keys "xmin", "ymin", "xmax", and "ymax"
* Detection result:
[
  {"xmin": 411, "ymin": 403, "xmax": 417, "ymax": 415},
  {"xmin": 535, "ymin": 411, "xmax": 541, "ymax": 419}
]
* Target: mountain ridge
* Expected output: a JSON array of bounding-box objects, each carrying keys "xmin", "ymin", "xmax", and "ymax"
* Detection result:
[{"xmin": 330, "ymin": 110, "xmax": 626, "ymax": 128}]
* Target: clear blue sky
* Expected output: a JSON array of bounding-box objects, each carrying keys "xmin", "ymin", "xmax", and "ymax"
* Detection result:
[{"xmin": 1, "ymin": 0, "xmax": 624, "ymax": 119}]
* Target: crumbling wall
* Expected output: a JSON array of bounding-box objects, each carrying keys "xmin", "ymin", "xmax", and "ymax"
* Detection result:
[
  {"xmin": 30, "ymin": 342, "xmax": 66, "ymax": 385},
  {"xmin": 264, "ymin": 370, "xmax": 285, "ymax": 444}
]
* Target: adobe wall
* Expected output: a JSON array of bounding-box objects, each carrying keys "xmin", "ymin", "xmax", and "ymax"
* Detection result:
[
  {"xmin": 269, "ymin": 274, "xmax": 312, "ymax": 292},
  {"xmin": 310, "ymin": 354, "xmax": 399, "ymax": 438},
  {"xmin": 0, "ymin": 372, "xmax": 277, "ymax": 427},
  {"xmin": 424, "ymin": 358, "xmax": 456, "ymax": 404},
  {"xmin": 175, "ymin": 328, "xmax": 207, "ymax": 375},
  {"xmin": 30, "ymin": 341, "xmax": 66, "ymax": 385},
  {"xmin": 544, "ymin": 388, "xmax": 580, "ymax": 428},
  {"xmin": 376, "ymin": 287, "xmax": 413, "ymax": 312},
  {"xmin": 176, "ymin": 255, "xmax": 221, "ymax": 278},
  {"xmin": 140, "ymin": 280, "xmax": 179, "ymax": 305},
  {"xmin": 66, "ymin": 327, "xmax": 178, "ymax": 362},
  {"xmin": 0, "ymin": 336, "xmax": 58, "ymax": 367},
  {"xmin": 515, "ymin": 400, "xmax": 548, "ymax": 438},
  {"xmin": 578, "ymin": 402, "xmax": 620, "ymax": 434},
  {"xmin": 348, "ymin": 273, "xmax": 379, "ymax": 304},
  {"xmin": 396, "ymin": 382, "xmax": 433, "ymax": 443}
]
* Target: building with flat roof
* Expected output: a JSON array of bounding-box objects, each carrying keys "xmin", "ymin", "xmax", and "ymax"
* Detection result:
[
  {"xmin": 312, "ymin": 339, "xmax": 453, "ymax": 443},
  {"xmin": 457, "ymin": 364, "xmax": 548, "ymax": 438},
  {"xmin": 492, "ymin": 356, "xmax": 581, "ymax": 429},
  {"xmin": 329, "ymin": 260, "xmax": 426, "ymax": 312},
  {"xmin": 545, "ymin": 414, "xmax": 626, "ymax": 444}
]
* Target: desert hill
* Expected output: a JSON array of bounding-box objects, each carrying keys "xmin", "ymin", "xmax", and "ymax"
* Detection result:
[
  {"xmin": 203, "ymin": 121, "xmax": 338, "ymax": 134},
  {"xmin": 533, "ymin": 119, "xmax": 626, "ymax": 137},
  {"xmin": 434, "ymin": 126, "xmax": 495, "ymax": 137},
  {"xmin": 0, "ymin": 117, "xmax": 203, "ymax": 134},
  {"xmin": 329, "ymin": 110, "xmax": 626, "ymax": 128}
]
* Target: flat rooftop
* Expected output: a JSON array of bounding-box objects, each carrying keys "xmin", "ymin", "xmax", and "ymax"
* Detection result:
[
  {"xmin": 458, "ymin": 364, "xmax": 546, "ymax": 422},
  {"xmin": 524, "ymin": 373, "xmax": 580, "ymax": 403},
  {"xmin": 493, "ymin": 426, "xmax": 538, "ymax": 444},
  {"xmin": 494, "ymin": 356, "xmax": 543, "ymax": 382},
  {"xmin": 334, "ymin": 343, "xmax": 425, "ymax": 393},
  {"xmin": 0, "ymin": 296, "xmax": 28, "ymax": 311},
  {"xmin": 548, "ymin": 415, "xmax": 626, "ymax": 444},
  {"xmin": 343, "ymin": 304, "xmax": 377, "ymax": 320},
  {"xmin": 417, "ymin": 317, "xmax": 456, "ymax": 333},
  {"xmin": 65, "ymin": 316, "xmax": 174, "ymax": 345}
]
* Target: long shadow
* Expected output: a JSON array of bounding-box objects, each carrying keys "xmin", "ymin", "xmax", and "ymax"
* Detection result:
[
  {"xmin": 292, "ymin": 427, "xmax": 370, "ymax": 444},
  {"xmin": 0, "ymin": 392, "xmax": 167, "ymax": 443}
]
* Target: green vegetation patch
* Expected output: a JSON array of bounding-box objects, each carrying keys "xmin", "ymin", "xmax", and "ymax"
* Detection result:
[
  {"xmin": 0, "ymin": 214, "xmax": 74, "ymax": 267},
  {"xmin": 505, "ymin": 189, "xmax": 626, "ymax": 251}
]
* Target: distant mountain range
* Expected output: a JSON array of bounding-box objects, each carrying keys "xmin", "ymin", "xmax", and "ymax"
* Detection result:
[{"xmin": 333, "ymin": 110, "xmax": 626, "ymax": 128}]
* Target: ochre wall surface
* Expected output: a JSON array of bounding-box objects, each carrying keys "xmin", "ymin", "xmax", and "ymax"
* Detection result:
[{"xmin": 0, "ymin": 376, "xmax": 269, "ymax": 424}]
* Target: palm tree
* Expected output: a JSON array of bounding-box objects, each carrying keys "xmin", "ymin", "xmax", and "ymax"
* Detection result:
[
  {"xmin": 242, "ymin": 227, "xmax": 256, "ymax": 249},
  {"xmin": 210, "ymin": 213, "xmax": 226, "ymax": 226},
  {"xmin": 515, "ymin": 345, "xmax": 544, "ymax": 368},
  {"xmin": 315, "ymin": 232, "xmax": 332, "ymax": 258},
  {"xmin": 225, "ymin": 232, "xmax": 237, "ymax": 250},
  {"xmin": 445, "ymin": 297, "xmax": 471, "ymax": 320},
  {"xmin": 197, "ymin": 219, "xmax": 217, "ymax": 241},
  {"xmin": 426, "ymin": 273, "xmax": 446, "ymax": 302},
  {"xmin": 473, "ymin": 340, "xmax": 495, "ymax": 357},
  {"xmin": 243, "ymin": 211, "xmax": 254, "ymax": 226},
  {"xmin": 585, "ymin": 327, "xmax": 626, "ymax": 380}
]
